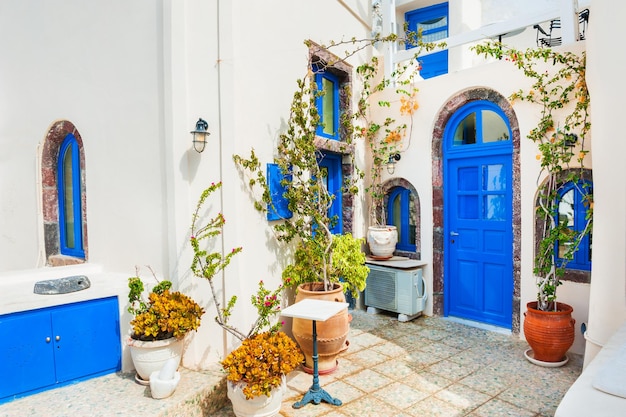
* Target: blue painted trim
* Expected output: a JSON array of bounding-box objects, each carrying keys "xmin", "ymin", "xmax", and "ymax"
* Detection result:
[
  {"xmin": 57, "ymin": 133, "xmax": 84, "ymax": 258},
  {"xmin": 266, "ymin": 163, "xmax": 293, "ymax": 221}
]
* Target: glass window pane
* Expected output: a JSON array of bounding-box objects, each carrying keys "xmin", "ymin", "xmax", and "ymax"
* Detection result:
[
  {"xmin": 453, "ymin": 112, "xmax": 476, "ymax": 146},
  {"xmin": 322, "ymin": 78, "xmax": 335, "ymax": 136},
  {"xmin": 418, "ymin": 16, "xmax": 448, "ymax": 42},
  {"xmin": 558, "ymin": 189, "xmax": 575, "ymax": 227},
  {"xmin": 482, "ymin": 110, "xmax": 510, "ymax": 143},
  {"xmin": 63, "ymin": 147, "xmax": 75, "ymax": 249},
  {"xmin": 484, "ymin": 195, "xmax": 505, "ymax": 220},
  {"xmin": 392, "ymin": 194, "xmax": 402, "ymax": 242},
  {"xmin": 483, "ymin": 164, "xmax": 505, "ymax": 191}
]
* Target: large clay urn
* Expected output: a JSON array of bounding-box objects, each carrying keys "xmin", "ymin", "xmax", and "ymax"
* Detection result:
[
  {"xmin": 367, "ymin": 225, "xmax": 398, "ymax": 259},
  {"xmin": 291, "ymin": 282, "xmax": 350, "ymax": 374},
  {"xmin": 523, "ymin": 301, "xmax": 575, "ymax": 363}
]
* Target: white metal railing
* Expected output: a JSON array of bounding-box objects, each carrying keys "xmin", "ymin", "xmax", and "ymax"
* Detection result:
[{"xmin": 381, "ymin": 0, "xmax": 590, "ymax": 79}]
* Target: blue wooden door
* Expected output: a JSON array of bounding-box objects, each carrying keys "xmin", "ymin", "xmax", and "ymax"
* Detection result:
[
  {"xmin": 446, "ymin": 156, "xmax": 512, "ymax": 328},
  {"xmin": 443, "ymin": 100, "xmax": 513, "ymax": 329}
]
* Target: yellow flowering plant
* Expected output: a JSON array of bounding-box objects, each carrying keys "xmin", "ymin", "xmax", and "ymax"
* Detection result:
[
  {"xmin": 221, "ymin": 331, "xmax": 303, "ymax": 399},
  {"xmin": 127, "ymin": 267, "xmax": 205, "ymax": 341}
]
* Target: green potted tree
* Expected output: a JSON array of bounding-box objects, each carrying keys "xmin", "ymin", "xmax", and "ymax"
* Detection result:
[
  {"xmin": 126, "ymin": 266, "xmax": 205, "ymax": 383},
  {"xmin": 233, "ymin": 33, "xmax": 442, "ymax": 372},
  {"xmin": 189, "ymin": 182, "xmax": 303, "ymax": 417},
  {"xmin": 474, "ymin": 42, "xmax": 593, "ymax": 365}
]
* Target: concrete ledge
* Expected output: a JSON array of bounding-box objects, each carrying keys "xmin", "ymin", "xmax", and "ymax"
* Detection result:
[{"xmin": 0, "ymin": 367, "xmax": 227, "ymax": 417}]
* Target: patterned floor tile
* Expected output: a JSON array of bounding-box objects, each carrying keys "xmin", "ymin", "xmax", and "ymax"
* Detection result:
[
  {"xmin": 434, "ymin": 382, "xmax": 492, "ymax": 413},
  {"xmin": 343, "ymin": 368, "xmax": 394, "ymax": 393},
  {"xmin": 373, "ymin": 381, "xmax": 430, "ymax": 409},
  {"xmin": 337, "ymin": 395, "xmax": 403, "ymax": 417},
  {"xmin": 468, "ymin": 398, "xmax": 536, "ymax": 417},
  {"xmin": 427, "ymin": 359, "xmax": 480, "ymax": 381},
  {"xmin": 403, "ymin": 371, "xmax": 454, "ymax": 394},
  {"xmin": 406, "ymin": 395, "xmax": 466, "ymax": 417}
]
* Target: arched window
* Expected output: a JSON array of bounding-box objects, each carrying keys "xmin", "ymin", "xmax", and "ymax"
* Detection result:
[
  {"xmin": 386, "ymin": 185, "xmax": 417, "ymax": 252},
  {"xmin": 555, "ymin": 180, "xmax": 592, "ymax": 271},
  {"xmin": 57, "ymin": 133, "xmax": 85, "ymax": 258},
  {"xmin": 41, "ymin": 120, "xmax": 87, "ymax": 266}
]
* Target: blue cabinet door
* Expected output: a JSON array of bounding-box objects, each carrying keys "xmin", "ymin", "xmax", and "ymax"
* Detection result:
[
  {"xmin": 0, "ymin": 297, "xmax": 121, "ymax": 403},
  {"xmin": 0, "ymin": 309, "xmax": 56, "ymax": 400},
  {"xmin": 52, "ymin": 297, "xmax": 121, "ymax": 382}
]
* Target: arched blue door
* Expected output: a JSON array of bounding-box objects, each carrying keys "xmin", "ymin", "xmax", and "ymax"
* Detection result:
[{"xmin": 443, "ymin": 101, "xmax": 513, "ymax": 329}]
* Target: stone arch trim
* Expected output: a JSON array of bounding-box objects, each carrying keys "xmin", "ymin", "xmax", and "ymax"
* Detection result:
[
  {"xmin": 41, "ymin": 120, "xmax": 88, "ymax": 266},
  {"xmin": 382, "ymin": 177, "xmax": 421, "ymax": 259},
  {"xmin": 431, "ymin": 88, "xmax": 522, "ymax": 333}
]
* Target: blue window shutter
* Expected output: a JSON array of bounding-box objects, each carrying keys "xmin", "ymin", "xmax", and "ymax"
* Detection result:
[
  {"xmin": 266, "ymin": 163, "xmax": 292, "ymax": 221},
  {"xmin": 317, "ymin": 152, "xmax": 343, "ymax": 234},
  {"xmin": 57, "ymin": 133, "xmax": 84, "ymax": 258},
  {"xmin": 405, "ymin": 2, "xmax": 449, "ymax": 79},
  {"xmin": 315, "ymin": 71, "xmax": 340, "ymax": 140}
]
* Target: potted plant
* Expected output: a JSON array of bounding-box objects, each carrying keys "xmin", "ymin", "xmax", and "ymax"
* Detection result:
[
  {"xmin": 233, "ymin": 33, "xmax": 442, "ymax": 371},
  {"xmin": 474, "ymin": 42, "xmax": 593, "ymax": 365},
  {"xmin": 190, "ymin": 183, "xmax": 302, "ymax": 416},
  {"xmin": 126, "ymin": 266, "xmax": 205, "ymax": 383},
  {"xmin": 353, "ymin": 55, "xmax": 423, "ymax": 258}
]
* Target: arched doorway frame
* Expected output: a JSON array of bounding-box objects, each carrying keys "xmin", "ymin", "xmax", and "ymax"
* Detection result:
[{"xmin": 432, "ymin": 88, "xmax": 522, "ymax": 333}]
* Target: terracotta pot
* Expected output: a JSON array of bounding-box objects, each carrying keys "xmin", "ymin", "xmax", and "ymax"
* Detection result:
[
  {"xmin": 367, "ymin": 225, "xmax": 398, "ymax": 259},
  {"xmin": 523, "ymin": 301, "xmax": 575, "ymax": 363},
  {"xmin": 291, "ymin": 282, "xmax": 349, "ymax": 374}
]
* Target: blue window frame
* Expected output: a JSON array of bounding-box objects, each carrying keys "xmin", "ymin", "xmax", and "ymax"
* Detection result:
[
  {"xmin": 387, "ymin": 186, "xmax": 416, "ymax": 251},
  {"xmin": 556, "ymin": 181, "xmax": 592, "ymax": 271},
  {"xmin": 314, "ymin": 70, "xmax": 340, "ymax": 140},
  {"xmin": 445, "ymin": 100, "xmax": 512, "ymax": 153},
  {"xmin": 317, "ymin": 152, "xmax": 343, "ymax": 234},
  {"xmin": 405, "ymin": 2, "xmax": 449, "ymax": 79},
  {"xmin": 57, "ymin": 133, "xmax": 84, "ymax": 258},
  {"xmin": 266, "ymin": 163, "xmax": 293, "ymax": 221}
]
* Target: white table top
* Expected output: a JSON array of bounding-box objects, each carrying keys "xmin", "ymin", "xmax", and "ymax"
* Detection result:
[
  {"xmin": 281, "ymin": 299, "xmax": 349, "ymax": 322},
  {"xmin": 365, "ymin": 256, "xmax": 427, "ymax": 269}
]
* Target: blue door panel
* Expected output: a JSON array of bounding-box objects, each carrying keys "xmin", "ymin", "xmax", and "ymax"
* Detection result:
[
  {"xmin": 52, "ymin": 297, "xmax": 121, "ymax": 382},
  {"xmin": 0, "ymin": 311, "xmax": 56, "ymax": 399}
]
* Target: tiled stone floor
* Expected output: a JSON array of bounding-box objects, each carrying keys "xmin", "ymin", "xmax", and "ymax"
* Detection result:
[
  {"xmin": 217, "ymin": 309, "xmax": 583, "ymax": 417},
  {"xmin": 0, "ymin": 309, "xmax": 582, "ymax": 417}
]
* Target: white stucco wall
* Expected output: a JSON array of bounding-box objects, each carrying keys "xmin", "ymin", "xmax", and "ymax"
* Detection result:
[
  {"xmin": 583, "ymin": 0, "xmax": 626, "ymax": 365},
  {"xmin": 0, "ymin": 0, "xmax": 612, "ymax": 373}
]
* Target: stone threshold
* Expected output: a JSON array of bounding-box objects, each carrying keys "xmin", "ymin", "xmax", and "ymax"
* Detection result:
[{"xmin": 0, "ymin": 367, "xmax": 227, "ymax": 417}]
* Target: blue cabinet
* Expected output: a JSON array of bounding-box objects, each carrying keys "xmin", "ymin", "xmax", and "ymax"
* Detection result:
[{"xmin": 0, "ymin": 297, "xmax": 121, "ymax": 403}]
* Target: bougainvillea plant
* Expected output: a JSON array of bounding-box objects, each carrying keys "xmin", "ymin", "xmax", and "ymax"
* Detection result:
[{"xmin": 473, "ymin": 41, "xmax": 592, "ymax": 311}]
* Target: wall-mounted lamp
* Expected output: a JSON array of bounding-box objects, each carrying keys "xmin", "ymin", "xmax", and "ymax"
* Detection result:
[
  {"xmin": 387, "ymin": 153, "xmax": 401, "ymax": 174},
  {"xmin": 564, "ymin": 133, "xmax": 578, "ymax": 147},
  {"xmin": 190, "ymin": 118, "xmax": 210, "ymax": 153}
]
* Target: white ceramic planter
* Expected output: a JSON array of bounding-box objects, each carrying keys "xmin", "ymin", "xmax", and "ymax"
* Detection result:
[
  {"xmin": 127, "ymin": 336, "xmax": 183, "ymax": 382},
  {"xmin": 367, "ymin": 225, "xmax": 398, "ymax": 259},
  {"xmin": 227, "ymin": 377, "xmax": 285, "ymax": 417}
]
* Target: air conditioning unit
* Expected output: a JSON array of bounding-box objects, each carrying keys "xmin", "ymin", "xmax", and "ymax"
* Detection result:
[{"xmin": 365, "ymin": 264, "xmax": 427, "ymax": 322}]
